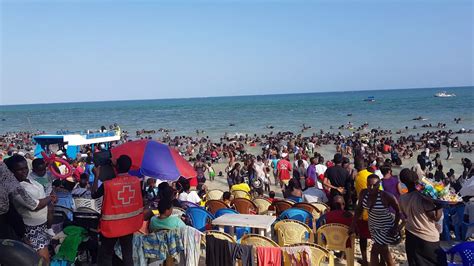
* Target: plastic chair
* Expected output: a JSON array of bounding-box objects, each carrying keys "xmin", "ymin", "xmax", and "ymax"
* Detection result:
[
  {"xmin": 274, "ymin": 220, "xmax": 313, "ymax": 246},
  {"xmin": 278, "ymin": 208, "xmax": 313, "ymax": 228},
  {"xmin": 240, "ymin": 234, "xmax": 279, "ymax": 247},
  {"xmin": 185, "ymin": 207, "xmax": 215, "ymax": 232},
  {"xmin": 205, "ymin": 200, "xmax": 229, "ymax": 215},
  {"xmin": 271, "ymin": 200, "xmax": 294, "ymax": 216},
  {"xmin": 214, "ymin": 208, "xmax": 250, "ymax": 240},
  {"xmin": 204, "ymin": 230, "xmax": 236, "ymax": 243},
  {"xmin": 317, "ymin": 223, "xmax": 355, "ymax": 266},
  {"xmin": 445, "ymin": 241, "xmax": 474, "ymax": 266},
  {"xmin": 232, "ymin": 190, "xmax": 251, "ymax": 199},
  {"xmin": 215, "ymin": 208, "xmax": 238, "ymax": 218},
  {"xmin": 231, "ymin": 198, "xmax": 258, "ymax": 214},
  {"xmin": 253, "ymin": 197, "xmax": 272, "ymax": 214},
  {"xmin": 294, "ymin": 202, "xmax": 321, "ymax": 217},
  {"xmin": 207, "ymin": 189, "xmax": 224, "ymax": 201},
  {"xmin": 311, "ymin": 202, "xmax": 330, "ymax": 214},
  {"xmin": 293, "ymin": 202, "xmax": 322, "ymax": 230},
  {"xmin": 283, "ymin": 243, "xmax": 335, "ymax": 266}
]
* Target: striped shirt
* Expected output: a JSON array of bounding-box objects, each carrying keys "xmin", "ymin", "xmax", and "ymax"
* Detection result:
[{"xmin": 362, "ymin": 191, "xmax": 398, "ymax": 245}]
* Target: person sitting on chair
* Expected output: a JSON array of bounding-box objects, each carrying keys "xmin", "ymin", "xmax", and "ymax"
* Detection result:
[{"xmin": 149, "ymin": 199, "xmax": 186, "ymax": 232}]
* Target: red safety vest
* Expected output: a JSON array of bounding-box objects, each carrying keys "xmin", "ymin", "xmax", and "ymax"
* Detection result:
[{"xmin": 100, "ymin": 174, "xmax": 144, "ymax": 238}]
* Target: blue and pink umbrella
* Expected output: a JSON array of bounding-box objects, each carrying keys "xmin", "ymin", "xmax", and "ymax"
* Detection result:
[{"xmin": 111, "ymin": 140, "xmax": 196, "ymax": 181}]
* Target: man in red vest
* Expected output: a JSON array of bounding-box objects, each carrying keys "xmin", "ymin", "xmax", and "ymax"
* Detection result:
[{"xmin": 92, "ymin": 155, "xmax": 143, "ymax": 266}]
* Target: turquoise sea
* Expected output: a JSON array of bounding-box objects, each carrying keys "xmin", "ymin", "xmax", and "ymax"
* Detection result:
[{"xmin": 1, "ymin": 87, "xmax": 473, "ymax": 140}]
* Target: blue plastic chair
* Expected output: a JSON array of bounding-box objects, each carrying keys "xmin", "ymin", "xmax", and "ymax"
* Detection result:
[
  {"xmin": 215, "ymin": 208, "xmax": 238, "ymax": 218},
  {"xmin": 446, "ymin": 241, "xmax": 474, "ymax": 266},
  {"xmin": 214, "ymin": 208, "xmax": 250, "ymax": 240},
  {"xmin": 185, "ymin": 207, "xmax": 215, "ymax": 232},
  {"xmin": 278, "ymin": 208, "xmax": 313, "ymax": 228}
]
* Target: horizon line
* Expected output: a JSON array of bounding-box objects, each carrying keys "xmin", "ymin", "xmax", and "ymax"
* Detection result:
[{"xmin": 1, "ymin": 84, "xmax": 472, "ymax": 107}]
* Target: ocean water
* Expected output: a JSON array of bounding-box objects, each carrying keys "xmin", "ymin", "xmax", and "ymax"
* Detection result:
[{"xmin": 1, "ymin": 87, "xmax": 473, "ymax": 140}]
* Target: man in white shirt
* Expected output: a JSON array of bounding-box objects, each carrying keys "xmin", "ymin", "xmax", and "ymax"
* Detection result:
[
  {"xmin": 178, "ymin": 179, "xmax": 201, "ymax": 204},
  {"xmin": 315, "ymin": 156, "xmax": 327, "ymax": 177},
  {"xmin": 293, "ymin": 154, "xmax": 309, "ymax": 170},
  {"xmin": 253, "ymin": 156, "xmax": 267, "ymax": 181},
  {"xmin": 307, "ymin": 141, "xmax": 315, "ymax": 155}
]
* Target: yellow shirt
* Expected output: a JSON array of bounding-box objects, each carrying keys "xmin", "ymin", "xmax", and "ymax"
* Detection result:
[
  {"xmin": 231, "ymin": 183, "xmax": 251, "ymax": 199},
  {"xmin": 355, "ymin": 169, "xmax": 372, "ymax": 196},
  {"xmin": 356, "ymin": 169, "xmax": 382, "ymax": 221}
]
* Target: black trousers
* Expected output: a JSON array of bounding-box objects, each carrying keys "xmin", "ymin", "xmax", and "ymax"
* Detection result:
[
  {"xmin": 98, "ymin": 234, "xmax": 133, "ymax": 266},
  {"xmin": 405, "ymin": 230, "xmax": 447, "ymax": 266}
]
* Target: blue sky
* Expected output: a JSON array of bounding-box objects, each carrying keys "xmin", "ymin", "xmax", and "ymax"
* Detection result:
[{"xmin": 1, "ymin": 0, "xmax": 472, "ymax": 105}]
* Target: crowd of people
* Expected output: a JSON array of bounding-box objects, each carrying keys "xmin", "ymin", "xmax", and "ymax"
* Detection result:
[{"xmin": 0, "ymin": 122, "xmax": 472, "ymax": 265}]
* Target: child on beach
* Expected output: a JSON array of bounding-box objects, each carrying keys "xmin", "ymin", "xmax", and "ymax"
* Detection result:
[
  {"xmin": 207, "ymin": 162, "xmax": 215, "ymax": 181},
  {"xmin": 264, "ymin": 166, "xmax": 271, "ymax": 192}
]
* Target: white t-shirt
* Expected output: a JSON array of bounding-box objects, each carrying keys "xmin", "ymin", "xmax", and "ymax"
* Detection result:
[
  {"xmin": 254, "ymin": 162, "xmax": 266, "ymax": 179},
  {"xmin": 294, "ymin": 160, "xmax": 309, "ymax": 170},
  {"xmin": 179, "ymin": 191, "xmax": 201, "ymax": 204},
  {"xmin": 374, "ymin": 169, "xmax": 383, "ymax": 179},
  {"xmin": 315, "ymin": 164, "xmax": 327, "ymax": 177},
  {"xmin": 13, "ymin": 177, "xmax": 47, "ymax": 226},
  {"xmin": 303, "ymin": 187, "xmax": 328, "ymax": 203}
]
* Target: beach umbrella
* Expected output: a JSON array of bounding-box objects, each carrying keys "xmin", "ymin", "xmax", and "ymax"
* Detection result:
[
  {"xmin": 111, "ymin": 139, "xmax": 196, "ymax": 181},
  {"xmin": 460, "ymin": 178, "xmax": 474, "ymax": 197}
]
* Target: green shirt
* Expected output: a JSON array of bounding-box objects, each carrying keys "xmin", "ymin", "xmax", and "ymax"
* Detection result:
[{"xmin": 149, "ymin": 215, "xmax": 186, "ymax": 231}]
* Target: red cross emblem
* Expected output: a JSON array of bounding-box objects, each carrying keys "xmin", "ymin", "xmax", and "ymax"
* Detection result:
[{"xmin": 117, "ymin": 185, "xmax": 135, "ymax": 205}]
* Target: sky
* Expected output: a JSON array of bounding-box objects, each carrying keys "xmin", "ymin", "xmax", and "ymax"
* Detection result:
[{"xmin": 0, "ymin": 0, "xmax": 472, "ymax": 105}]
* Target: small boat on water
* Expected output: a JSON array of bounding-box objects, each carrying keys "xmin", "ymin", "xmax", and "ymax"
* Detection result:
[
  {"xmin": 364, "ymin": 96, "xmax": 375, "ymax": 102},
  {"xmin": 434, "ymin": 91, "xmax": 456, "ymax": 97}
]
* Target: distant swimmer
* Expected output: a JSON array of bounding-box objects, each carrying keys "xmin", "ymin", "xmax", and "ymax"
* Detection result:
[
  {"xmin": 229, "ymin": 123, "xmax": 235, "ymax": 126},
  {"xmin": 347, "ymin": 113, "xmax": 352, "ymax": 116},
  {"xmin": 266, "ymin": 125, "xmax": 274, "ymax": 129}
]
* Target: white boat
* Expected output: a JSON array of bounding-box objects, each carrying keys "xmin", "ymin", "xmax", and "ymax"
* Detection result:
[
  {"xmin": 434, "ymin": 91, "xmax": 456, "ymax": 97},
  {"xmin": 34, "ymin": 130, "xmax": 121, "ymax": 158}
]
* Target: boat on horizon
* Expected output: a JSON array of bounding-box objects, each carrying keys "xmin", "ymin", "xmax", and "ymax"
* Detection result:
[
  {"xmin": 434, "ymin": 91, "xmax": 456, "ymax": 97},
  {"xmin": 363, "ymin": 96, "xmax": 375, "ymax": 102}
]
